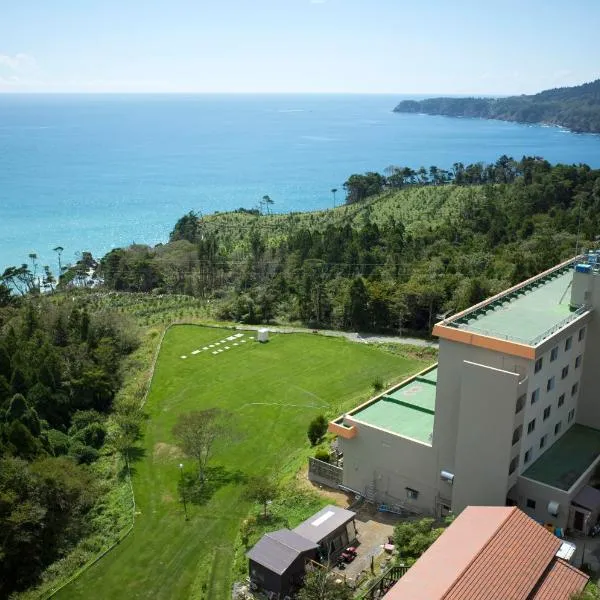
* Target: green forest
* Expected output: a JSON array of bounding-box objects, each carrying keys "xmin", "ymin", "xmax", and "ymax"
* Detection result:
[
  {"xmin": 394, "ymin": 78, "xmax": 600, "ymax": 133},
  {"xmin": 2, "ymin": 154, "xmax": 600, "ymax": 598},
  {"xmin": 0, "ymin": 294, "xmax": 141, "ymax": 598},
  {"xmin": 98, "ymin": 156, "xmax": 600, "ymax": 334}
]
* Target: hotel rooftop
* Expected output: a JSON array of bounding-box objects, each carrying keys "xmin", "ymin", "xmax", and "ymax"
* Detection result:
[
  {"xmin": 433, "ymin": 258, "xmax": 590, "ymax": 358},
  {"xmin": 330, "ymin": 366, "xmax": 437, "ymax": 445},
  {"xmin": 522, "ymin": 424, "xmax": 600, "ymax": 491}
]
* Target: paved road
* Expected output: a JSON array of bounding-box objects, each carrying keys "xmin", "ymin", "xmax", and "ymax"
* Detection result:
[{"xmin": 232, "ymin": 324, "xmax": 438, "ymax": 348}]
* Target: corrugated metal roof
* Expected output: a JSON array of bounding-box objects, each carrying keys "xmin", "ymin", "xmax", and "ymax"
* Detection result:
[
  {"xmin": 293, "ymin": 505, "xmax": 355, "ymax": 544},
  {"xmin": 246, "ymin": 529, "xmax": 317, "ymax": 575},
  {"xmin": 530, "ymin": 558, "xmax": 589, "ymax": 600},
  {"xmin": 383, "ymin": 506, "xmax": 588, "ymax": 600}
]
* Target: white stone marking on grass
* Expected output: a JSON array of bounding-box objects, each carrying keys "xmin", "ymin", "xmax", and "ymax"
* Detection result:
[
  {"xmin": 209, "ymin": 344, "xmax": 215, "ymax": 348},
  {"xmin": 233, "ymin": 343, "xmax": 239, "ymax": 346},
  {"xmin": 212, "ymin": 351, "xmax": 218, "ymax": 355},
  {"xmin": 181, "ymin": 355, "xmax": 187, "ymax": 359},
  {"xmin": 241, "ymin": 340, "xmax": 246, "ymax": 343},
  {"xmin": 218, "ymin": 349, "xmax": 224, "ymax": 353},
  {"xmin": 225, "ymin": 346, "xmax": 230, "ymax": 350},
  {"xmin": 191, "ymin": 350, "xmax": 200, "ymax": 355},
  {"xmin": 203, "ymin": 346, "xmax": 208, "ymax": 350}
]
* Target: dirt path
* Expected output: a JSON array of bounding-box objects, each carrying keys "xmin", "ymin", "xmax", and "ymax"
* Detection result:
[{"xmin": 233, "ymin": 325, "xmax": 438, "ymax": 348}]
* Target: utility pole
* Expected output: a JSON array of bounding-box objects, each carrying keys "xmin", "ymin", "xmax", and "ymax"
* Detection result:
[
  {"xmin": 179, "ymin": 463, "xmax": 188, "ymax": 521},
  {"xmin": 331, "ymin": 188, "xmax": 338, "ymax": 209}
]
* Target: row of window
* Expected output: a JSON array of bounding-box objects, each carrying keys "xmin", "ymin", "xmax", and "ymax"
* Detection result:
[
  {"xmin": 527, "ymin": 395, "xmax": 576, "ymax": 435},
  {"xmin": 533, "ymin": 328, "xmax": 585, "ymax": 374},
  {"xmin": 510, "ymin": 414, "xmax": 575, "ymax": 474},
  {"xmin": 531, "ymin": 379, "xmax": 579, "ymax": 405},
  {"xmin": 523, "ymin": 413, "xmax": 575, "ymax": 464}
]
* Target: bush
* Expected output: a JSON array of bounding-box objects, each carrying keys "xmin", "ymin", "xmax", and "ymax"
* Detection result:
[
  {"xmin": 47, "ymin": 429, "xmax": 70, "ymax": 456},
  {"xmin": 307, "ymin": 415, "xmax": 328, "ymax": 446},
  {"xmin": 314, "ymin": 449, "xmax": 330, "ymax": 463},
  {"xmin": 372, "ymin": 377, "xmax": 384, "ymax": 392},
  {"xmin": 69, "ymin": 441, "xmax": 99, "ymax": 465}
]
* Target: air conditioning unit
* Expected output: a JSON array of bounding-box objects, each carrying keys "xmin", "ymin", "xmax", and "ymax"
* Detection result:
[
  {"xmin": 440, "ymin": 471, "xmax": 455, "ymax": 484},
  {"xmin": 548, "ymin": 501, "xmax": 560, "ymax": 516}
]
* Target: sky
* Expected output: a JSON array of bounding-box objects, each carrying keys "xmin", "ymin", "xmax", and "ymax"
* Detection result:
[{"xmin": 1, "ymin": 0, "xmax": 599, "ymax": 95}]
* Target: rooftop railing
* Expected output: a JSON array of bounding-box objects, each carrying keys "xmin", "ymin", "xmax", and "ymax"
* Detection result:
[{"xmin": 456, "ymin": 305, "xmax": 590, "ymax": 346}]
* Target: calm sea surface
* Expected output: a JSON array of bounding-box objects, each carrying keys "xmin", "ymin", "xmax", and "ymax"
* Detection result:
[{"xmin": 1, "ymin": 94, "xmax": 600, "ymax": 272}]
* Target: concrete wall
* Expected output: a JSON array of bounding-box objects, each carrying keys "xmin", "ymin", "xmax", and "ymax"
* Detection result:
[
  {"xmin": 576, "ymin": 272, "xmax": 600, "ymax": 430},
  {"xmin": 510, "ymin": 477, "xmax": 571, "ymax": 529},
  {"xmin": 434, "ymin": 339, "xmax": 529, "ymax": 483},
  {"xmin": 339, "ymin": 421, "xmax": 437, "ymax": 514},
  {"xmin": 451, "ymin": 361, "xmax": 520, "ymax": 513}
]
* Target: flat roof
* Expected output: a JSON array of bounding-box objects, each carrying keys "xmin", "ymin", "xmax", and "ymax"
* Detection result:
[
  {"xmin": 350, "ymin": 368, "xmax": 437, "ymax": 444},
  {"xmin": 448, "ymin": 265, "xmax": 576, "ymax": 345},
  {"xmin": 522, "ymin": 424, "xmax": 600, "ymax": 491},
  {"xmin": 292, "ymin": 505, "xmax": 355, "ymax": 544}
]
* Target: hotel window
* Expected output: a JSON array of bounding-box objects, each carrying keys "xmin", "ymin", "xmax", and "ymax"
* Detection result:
[
  {"xmin": 524, "ymin": 448, "xmax": 532, "ymax": 464},
  {"xmin": 561, "ymin": 366, "xmax": 569, "ymax": 379},
  {"xmin": 546, "ymin": 377, "xmax": 555, "ymax": 392},
  {"xmin": 512, "ymin": 425, "xmax": 522, "ymax": 445},
  {"xmin": 526, "ymin": 498, "xmax": 536, "ymax": 509},
  {"xmin": 527, "ymin": 419, "xmax": 536, "ymax": 434},
  {"xmin": 572, "ymin": 382, "xmax": 579, "ymax": 397},
  {"xmin": 550, "ymin": 346, "xmax": 558, "ymax": 362},
  {"xmin": 575, "ymin": 355, "xmax": 582, "ymax": 369},
  {"xmin": 508, "ymin": 456, "xmax": 519, "ymax": 475},
  {"xmin": 516, "ymin": 394, "xmax": 526, "ymax": 414},
  {"xmin": 539, "ymin": 434, "xmax": 548, "ymax": 449},
  {"xmin": 543, "ymin": 406, "xmax": 551, "ymax": 421},
  {"xmin": 531, "ymin": 388, "xmax": 540, "ymax": 404},
  {"xmin": 405, "ymin": 487, "xmax": 419, "ymax": 500},
  {"xmin": 579, "ymin": 327, "xmax": 586, "ymax": 341},
  {"xmin": 568, "ymin": 409, "xmax": 575, "ymax": 423},
  {"xmin": 558, "ymin": 393, "xmax": 565, "ymax": 408},
  {"xmin": 565, "ymin": 337, "xmax": 572, "ymax": 351},
  {"xmin": 535, "ymin": 358, "xmax": 543, "ymax": 373},
  {"xmin": 555, "ymin": 421, "xmax": 562, "ymax": 435}
]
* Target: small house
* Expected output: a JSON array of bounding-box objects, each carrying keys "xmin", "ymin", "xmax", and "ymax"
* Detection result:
[
  {"xmin": 246, "ymin": 529, "xmax": 317, "ymax": 597},
  {"xmin": 293, "ymin": 504, "xmax": 357, "ymax": 562}
]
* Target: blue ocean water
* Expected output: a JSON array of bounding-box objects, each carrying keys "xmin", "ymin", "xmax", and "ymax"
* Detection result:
[{"xmin": 1, "ymin": 94, "xmax": 600, "ymax": 273}]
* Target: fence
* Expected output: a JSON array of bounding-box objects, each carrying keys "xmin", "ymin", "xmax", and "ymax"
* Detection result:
[
  {"xmin": 359, "ymin": 564, "xmax": 408, "ymax": 600},
  {"xmin": 308, "ymin": 457, "xmax": 343, "ymax": 487}
]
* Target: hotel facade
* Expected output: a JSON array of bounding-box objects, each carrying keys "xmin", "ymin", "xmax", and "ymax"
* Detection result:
[{"xmin": 330, "ymin": 256, "xmax": 600, "ymax": 532}]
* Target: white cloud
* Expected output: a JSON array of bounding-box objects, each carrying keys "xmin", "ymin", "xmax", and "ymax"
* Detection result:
[{"xmin": 0, "ymin": 53, "xmax": 37, "ymax": 73}]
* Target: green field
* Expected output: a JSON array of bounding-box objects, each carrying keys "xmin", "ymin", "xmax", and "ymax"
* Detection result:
[{"xmin": 57, "ymin": 326, "xmax": 425, "ymax": 600}]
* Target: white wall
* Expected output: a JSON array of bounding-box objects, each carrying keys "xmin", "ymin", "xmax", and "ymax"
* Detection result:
[{"xmin": 452, "ymin": 361, "xmax": 520, "ymax": 513}]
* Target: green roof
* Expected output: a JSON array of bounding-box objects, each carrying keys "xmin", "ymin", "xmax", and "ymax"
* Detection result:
[
  {"xmin": 522, "ymin": 424, "xmax": 600, "ymax": 491},
  {"xmin": 350, "ymin": 368, "xmax": 437, "ymax": 444},
  {"xmin": 451, "ymin": 266, "xmax": 579, "ymax": 345}
]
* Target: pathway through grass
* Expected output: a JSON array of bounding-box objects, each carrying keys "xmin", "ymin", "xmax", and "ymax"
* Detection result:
[{"xmin": 58, "ymin": 326, "xmax": 427, "ymax": 600}]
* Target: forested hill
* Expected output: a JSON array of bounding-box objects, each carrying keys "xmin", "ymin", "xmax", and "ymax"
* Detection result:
[
  {"xmin": 394, "ymin": 79, "xmax": 600, "ymax": 133},
  {"xmin": 98, "ymin": 157, "xmax": 600, "ymax": 335}
]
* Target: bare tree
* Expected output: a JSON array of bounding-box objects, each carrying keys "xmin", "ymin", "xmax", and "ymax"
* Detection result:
[{"xmin": 172, "ymin": 408, "xmax": 235, "ymax": 482}]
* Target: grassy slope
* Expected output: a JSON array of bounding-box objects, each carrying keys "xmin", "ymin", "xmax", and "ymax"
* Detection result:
[
  {"xmin": 58, "ymin": 326, "xmax": 426, "ymax": 600},
  {"xmin": 203, "ymin": 185, "xmax": 482, "ymax": 245}
]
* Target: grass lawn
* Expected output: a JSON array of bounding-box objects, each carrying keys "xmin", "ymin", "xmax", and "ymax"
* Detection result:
[{"xmin": 57, "ymin": 325, "xmax": 427, "ymax": 600}]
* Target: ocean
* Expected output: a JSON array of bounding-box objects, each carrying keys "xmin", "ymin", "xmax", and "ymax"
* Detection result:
[{"xmin": 1, "ymin": 93, "xmax": 600, "ymax": 274}]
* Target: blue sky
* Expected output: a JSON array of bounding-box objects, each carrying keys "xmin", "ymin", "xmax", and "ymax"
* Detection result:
[{"xmin": 1, "ymin": 0, "xmax": 598, "ymax": 94}]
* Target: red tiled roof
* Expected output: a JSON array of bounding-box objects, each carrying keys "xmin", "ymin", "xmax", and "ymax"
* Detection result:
[
  {"xmin": 383, "ymin": 506, "xmax": 588, "ymax": 600},
  {"xmin": 530, "ymin": 558, "xmax": 589, "ymax": 600}
]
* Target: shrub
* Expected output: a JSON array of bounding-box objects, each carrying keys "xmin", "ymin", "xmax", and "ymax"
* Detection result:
[
  {"xmin": 372, "ymin": 377, "xmax": 384, "ymax": 392},
  {"xmin": 47, "ymin": 429, "xmax": 70, "ymax": 456},
  {"xmin": 314, "ymin": 448, "xmax": 330, "ymax": 463},
  {"xmin": 69, "ymin": 441, "xmax": 99, "ymax": 464},
  {"xmin": 307, "ymin": 414, "xmax": 328, "ymax": 446}
]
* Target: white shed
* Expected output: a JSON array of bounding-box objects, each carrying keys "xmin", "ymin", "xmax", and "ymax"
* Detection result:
[{"xmin": 257, "ymin": 328, "xmax": 269, "ymax": 343}]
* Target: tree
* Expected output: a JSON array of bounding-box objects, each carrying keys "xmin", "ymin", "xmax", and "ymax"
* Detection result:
[
  {"xmin": 393, "ymin": 517, "xmax": 447, "ymax": 563},
  {"xmin": 172, "ymin": 409, "xmax": 234, "ymax": 482},
  {"xmin": 297, "ymin": 565, "xmax": 353, "ymax": 600},
  {"xmin": 331, "ymin": 188, "xmax": 338, "ymax": 208},
  {"xmin": 262, "ymin": 195, "xmax": 274, "ymax": 215},
  {"xmin": 307, "ymin": 414, "xmax": 328, "ymax": 446},
  {"xmin": 244, "ymin": 475, "xmax": 278, "ymax": 518},
  {"xmin": 53, "ymin": 246, "xmax": 64, "ymax": 282}
]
